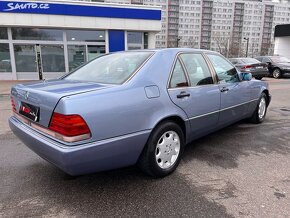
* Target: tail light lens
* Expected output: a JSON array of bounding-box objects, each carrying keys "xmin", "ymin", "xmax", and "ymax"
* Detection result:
[
  {"xmin": 49, "ymin": 112, "xmax": 91, "ymax": 139},
  {"xmin": 241, "ymin": 65, "xmax": 252, "ymax": 72},
  {"xmin": 10, "ymin": 96, "xmax": 16, "ymax": 112}
]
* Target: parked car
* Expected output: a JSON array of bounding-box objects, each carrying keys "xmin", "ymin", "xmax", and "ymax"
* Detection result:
[
  {"xmin": 228, "ymin": 57, "xmax": 269, "ymax": 80},
  {"xmin": 255, "ymin": 56, "xmax": 290, "ymax": 79},
  {"xmin": 9, "ymin": 49, "xmax": 271, "ymax": 178}
]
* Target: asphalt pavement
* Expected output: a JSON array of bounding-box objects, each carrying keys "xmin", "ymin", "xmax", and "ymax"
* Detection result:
[{"xmin": 0, "ymin": 78, "xmax": 289, "ymax": 217}]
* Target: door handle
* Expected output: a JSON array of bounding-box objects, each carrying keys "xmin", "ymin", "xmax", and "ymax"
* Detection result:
[
  {"xmin": 220, "ymin": 87, "xmax": 229, "ymax": 92},
  {"xmin": 177, "ymin": 91, "xmax": 190, "ymax": 98}
]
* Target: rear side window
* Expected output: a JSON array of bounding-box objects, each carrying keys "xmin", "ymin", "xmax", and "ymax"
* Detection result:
[
  {"xmin": 207, "ymin": 54, "xmax": 239, "ymax": 83},
  {"xmin": 169, "ymin": 59, "xmax": 189, "ymax": 88},
  {"xmin": 262, "ymin": 57, "xmax": 271, "ymax": 63},
  {"xmin": 179, "ymin": 53, "xmax": 213, "ymax": 86}
]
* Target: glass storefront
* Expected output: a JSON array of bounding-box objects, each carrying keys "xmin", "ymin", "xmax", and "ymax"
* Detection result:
[
  {"xmin": 0, "ymin": 27, "xmax": 146, "ymax": 79},
  {"xmin": 0, "ymin": 43, "xmax": 11, "ymax": 72},
  {"xmin": 0, "ymin": 27, "xmax": 8, "ymax": 39},
  {"xmin": 41, "ymin": 45, "xmax": 65, "ymax": 72},
  {"xmin": 68, "ymin": 45, "xmax": 86, "ymax": 71},
  {"xmin": 66, "ymin": 30, "xmax": 105, "ymax": 42},
  {"xmin": 127, "ymin": 31, "xmax": 143, "ymax": 50},
  {"xmin": 14, "ymin": 45, "xmax": 37, "ymax": 72},
  {"xmin": 12, "ymin": 28, "xmax": 63, "ymax": 41}
]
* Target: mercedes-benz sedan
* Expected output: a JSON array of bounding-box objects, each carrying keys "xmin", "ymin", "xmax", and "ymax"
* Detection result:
[{"xmin": 9, "ymin": 48, "xmax": 271, "ymax": 178}]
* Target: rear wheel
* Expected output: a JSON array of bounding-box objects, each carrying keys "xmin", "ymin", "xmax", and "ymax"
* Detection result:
[
  {"xmin": 138, "ymin": 121, "xmax": 184, "ymax": 178},
  {"xmin": 272, "ymin": 68, "xmax": 281, "ymax": 79},
  {"xmin": 249, "ymin": 93, "xmax": 268, "ymax": 124}
]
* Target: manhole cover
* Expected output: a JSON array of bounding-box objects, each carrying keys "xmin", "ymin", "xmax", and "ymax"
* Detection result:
[{"xmin": 280, "ymin": 108, "xmax": 290, "ymax": 112}]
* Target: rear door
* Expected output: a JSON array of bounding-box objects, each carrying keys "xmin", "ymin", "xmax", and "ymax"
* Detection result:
[
  {"xmin": 206, "ymin": 54, "xmax": 251, "ymax": 126},
  {"xmin": 167, "ymin": 53, "xmax": 221, "ymax": 139}
]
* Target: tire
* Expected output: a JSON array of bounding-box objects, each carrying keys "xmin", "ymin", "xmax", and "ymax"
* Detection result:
[
  {"xmin": 255, "ymin": 77, "xmax": 263, "ymax": 80},
  {"xmin": 249, "ymin": 93, "xmax": 268, "ymax": 124},
  {"xmin": 138, "ymin": 121, "xmax": 185, "ymax": 178},
  {"xmin": 272, "ymin": 68, "xmax": 281, "ymax": 79}
]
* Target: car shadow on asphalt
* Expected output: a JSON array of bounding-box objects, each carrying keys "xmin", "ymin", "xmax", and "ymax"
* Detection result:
[{"xmin": 182, "ymin": 111, "xmax": 290, "ymax": 169}]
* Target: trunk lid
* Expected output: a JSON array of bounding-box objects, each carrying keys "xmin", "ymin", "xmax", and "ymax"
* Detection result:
[{"xmin": 11, "ymin": 79, "xmax": 113, "ymax": 127}]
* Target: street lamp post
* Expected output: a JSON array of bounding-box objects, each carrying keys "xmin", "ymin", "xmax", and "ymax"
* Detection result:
[{"xmin": 244, "ymin": 37, "xmax": 249, "ymax": 57}]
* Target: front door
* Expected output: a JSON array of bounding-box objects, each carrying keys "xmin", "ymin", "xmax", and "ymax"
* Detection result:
[
  {"xmin": 206, "ymin": 54, "xmax": 251, "ymax": 126},
  {"xmin": 168, "ymin": 53, "xmax": 221, "ymax": 140}
]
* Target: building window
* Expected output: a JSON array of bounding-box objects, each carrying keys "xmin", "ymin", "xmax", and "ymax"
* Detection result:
[
  {"xmin": 66, "ymin": 30, "xmax": 105, "ymax": 42},
  {"xmin": 12, "ymin": 28, "xmax": 63, "ymax": 41},
  {"xmin": 127, "ymin": 31, "xmax": 143, "ymax": 50},
  {"xmin": 68, "ymin": 45, "xmax": 86, "ymax": 72},
  {"xmin": 14, "ymin": 45, "xmax": 37, "ymax": 72},
  {"xmin": 0, "ymin": 28, "xmax": 8, "ymax": 39},
  {"xmin": 41, "ymin": 45, "xmax": 65, "ymax": 72},
  {"xmin": 0, "ymin": 43, "xmax": 12, "ymax": 72}
]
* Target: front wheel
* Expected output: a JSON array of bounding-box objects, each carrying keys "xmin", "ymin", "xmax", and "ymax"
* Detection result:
[
  {"xmin": 138, "ymin": 121, "xmax": 184, "ymax": 178},
  {"xmin": 272, "ymin": 68, "xmax": 281, "ymax": 79},
  {"xmin": 249, "ymin": 93, "xmax": 268, "ymax": 124}
]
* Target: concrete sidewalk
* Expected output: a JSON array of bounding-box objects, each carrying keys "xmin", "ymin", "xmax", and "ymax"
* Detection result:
[{"xmin": 0, "ymin": 80, "xmax": 31, "ymax": 96}]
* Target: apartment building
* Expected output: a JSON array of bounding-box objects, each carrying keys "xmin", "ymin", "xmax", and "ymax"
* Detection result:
[{"xmin": 142, "ymin": 0, "xmax": 289, "ymax": 57}]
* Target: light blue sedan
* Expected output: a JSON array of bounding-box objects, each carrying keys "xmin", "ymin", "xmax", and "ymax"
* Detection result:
[{"xmin": 9, "ymin": 48, "xmax": 271, "ymax": 178}]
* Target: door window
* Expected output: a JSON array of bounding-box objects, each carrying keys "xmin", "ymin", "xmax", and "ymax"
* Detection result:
[
  {"xmin": 207, "ymin": 54, "xmax": 239, "ymax": 83},
  {"xmin": 262, "ymin": 57, "xmax": 271, "ymax": 63},
  {"xmin": 169, "ymin": 59, "xmax": 189, "ymax": 88},
  {"xmin": 180, "ymin": 53, "xmax": 213, "ymax": 86}
]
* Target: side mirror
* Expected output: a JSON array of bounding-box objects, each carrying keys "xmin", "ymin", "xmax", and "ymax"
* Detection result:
[{"xmin": 240, "ymin": 72, "xmax": 252, "ymax": 81}]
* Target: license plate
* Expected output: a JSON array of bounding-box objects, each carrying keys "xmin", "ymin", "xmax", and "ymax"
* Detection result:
[
  {"xmin": 19, "ymin": 102, "xmax": 39, "ymax": 122},
  {"xmin": 256, "ymin": 66, "xmax": 263, "ymax": 69}
]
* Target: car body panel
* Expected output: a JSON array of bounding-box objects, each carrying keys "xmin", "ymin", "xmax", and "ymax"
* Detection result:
[
  {"xmin": 9, "ymin": 116, "xmax": 150, "ymax": 176},
  {"xmin": 9, "ymin": 48, "xmax": 271, "ymax": 175},
  {"xmin": 229, "ymin": 58, "xmax": 269, "ymax": 78},
  {"xmin": 255, "ymin": 56, "xmax": 290, "ymax": 76},
  {"xmin": 168, "ymin": 85, "xmax": 221, "ymax": 140}
]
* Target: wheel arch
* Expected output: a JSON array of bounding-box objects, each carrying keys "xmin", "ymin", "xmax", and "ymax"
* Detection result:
[
  {"xmin": 152, "ymin": 115, "xmax": 188, "ymax": 142},
  {"xmin": 262, "ymin": 89, "xmax": 270, "ymax": 106}
]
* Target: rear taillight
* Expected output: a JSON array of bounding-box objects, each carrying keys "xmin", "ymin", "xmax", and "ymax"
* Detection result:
[
  {"xmin": 241, "ymin": 65, "xmax": 252, "ymax": 71},
  {"xmin": 49, "ymin": 112, "xmax": 91, "ymax": 139},
  {"xmin": 10, "ymin": 96, "xmax": 16, "ymax": 112}
]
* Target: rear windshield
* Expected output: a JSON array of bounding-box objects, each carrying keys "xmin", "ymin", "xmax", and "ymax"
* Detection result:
[
  {"xmin": 64, "ymin": 51, "xmax": 153, "ymax": 84},
  {"xmin": 240, "ymin": 58, "xmax": 260, "ymax": 64}
]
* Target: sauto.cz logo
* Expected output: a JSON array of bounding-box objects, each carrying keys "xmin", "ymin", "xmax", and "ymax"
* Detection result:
[{"xmin": 4, "ymin": 2, "xmax": 50, "ymax": 11}]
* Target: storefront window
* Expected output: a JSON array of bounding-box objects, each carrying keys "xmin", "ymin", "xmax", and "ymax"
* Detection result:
[
  {"xmin": 12, "ymin": 28, "xmax": 63, "ymax": 41},
  {"xmin": 66, "ymin": 30, "xmax": 105, "ymax": 42},
  {"xmin": 88, "ymin": 45, "xmax": 105, "ymax": 61},
  {"xmin": 0, "ymin": 44, "xmax": 12, "ymax": 72},
  {"xmin": 68, "ymin": 45, "xmax": 86, "ymax": 71},
  {"xmin": 14, "ymin": 45, "xmax": 37, "ymax": 72},
  {"xmin": 41, "ymin": 45, "xmax": 65, "ymax": 72},
  {"xmin": 127, "ymin": 31, "xmax": 143, "ymax": 50},
  {"xmin": 0, "ymin": 28, "xmax": 8, "ymax": 39}
]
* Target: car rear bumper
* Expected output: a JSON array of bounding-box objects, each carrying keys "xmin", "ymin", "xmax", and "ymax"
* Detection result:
[
  {"xmin": 251, "ymin": 71, "xmax": 270, "ymax": 77},
  {"xmin": 9, "ymin": 116, "xmax": 150, "ymax": 176}
]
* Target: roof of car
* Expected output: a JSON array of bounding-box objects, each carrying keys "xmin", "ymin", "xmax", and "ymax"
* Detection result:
[{"xmin": 121, "ymin": 48, "xmax": 219, "ymax": 54}]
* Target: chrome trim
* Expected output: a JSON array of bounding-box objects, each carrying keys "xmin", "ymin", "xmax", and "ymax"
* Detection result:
[
  {"xmin": 219, "ymin": 98, "xmax": 259, "ymax": 112},
  {"xmin": 14, "ymin": 112, "xmax": 91, "ymax": 143},
  {"xmin": 168, "ymin": 83, "xmax": 220, "ymax": 91},
  {"xmin": 185, "ymin": 98, "xmax": 259, "ymax": 121}
]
